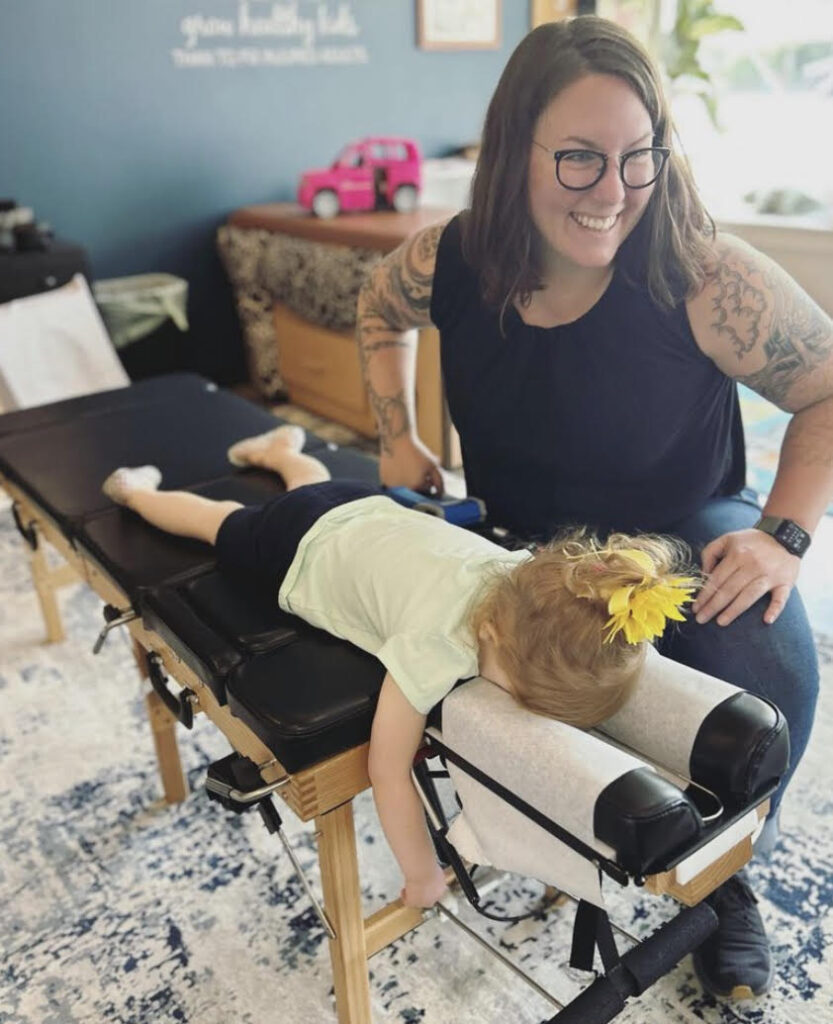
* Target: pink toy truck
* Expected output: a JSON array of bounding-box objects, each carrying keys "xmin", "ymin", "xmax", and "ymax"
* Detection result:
[{"xmin": 298, "ymin": 137, "xmax": 422, "ymax": 219}]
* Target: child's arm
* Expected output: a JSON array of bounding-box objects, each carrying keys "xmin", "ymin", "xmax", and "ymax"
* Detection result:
[{"xmin": 368, "ymin": 673, "xmax": 448, "ymax": 909}]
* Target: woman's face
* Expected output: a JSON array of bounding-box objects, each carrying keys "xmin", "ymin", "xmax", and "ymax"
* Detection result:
[{"xmin": 527, "ymin": 73, "xmax": 656, "ymax": 276}]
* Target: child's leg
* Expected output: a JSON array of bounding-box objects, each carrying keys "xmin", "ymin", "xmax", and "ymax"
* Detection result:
[
  {"xmin": 102, "ymin": 467, "xmax": 241, "ymax": 545},
  {"xmin": 227, "ymin": 424, "xmax": 330, "ymax": 490}
]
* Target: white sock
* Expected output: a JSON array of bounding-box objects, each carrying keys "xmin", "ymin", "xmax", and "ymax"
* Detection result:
[
  {"xmin": 102, "ymin": 466, "xmax": 162, "ymax": 505},
  {"xmin": 227, "ymin": 424, "xmax": 306, "ymax": 466}
]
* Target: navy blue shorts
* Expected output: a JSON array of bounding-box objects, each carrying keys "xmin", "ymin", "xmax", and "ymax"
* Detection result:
[{"xmin": 215, "ymin": 480, "xmax": 385, "ymax": 593}]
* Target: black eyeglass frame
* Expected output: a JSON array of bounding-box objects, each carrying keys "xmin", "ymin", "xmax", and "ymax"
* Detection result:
[{"xmin": 532, "ymin": 141, "xmax": 671, "ymax": 191}]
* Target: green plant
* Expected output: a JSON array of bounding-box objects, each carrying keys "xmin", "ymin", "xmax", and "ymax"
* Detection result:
[{"xmin": 660, "ymin": 0, "xmax": 744, "ymax": 127}]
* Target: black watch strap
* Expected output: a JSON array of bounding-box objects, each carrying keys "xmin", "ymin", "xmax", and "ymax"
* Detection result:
[{"xmin": 754, "ymin": 515, "xmax": 811, "ymax": 557}]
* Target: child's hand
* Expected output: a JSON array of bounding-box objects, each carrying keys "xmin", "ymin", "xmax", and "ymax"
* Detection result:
[{"xmin": 400, "ymin": 864, "xmax": 448, "ymax": 909}]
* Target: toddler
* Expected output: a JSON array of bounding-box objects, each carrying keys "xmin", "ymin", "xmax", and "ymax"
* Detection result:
[{"xmin": 103, "ymin": 424, "xmax": 697, "ymax": 908}]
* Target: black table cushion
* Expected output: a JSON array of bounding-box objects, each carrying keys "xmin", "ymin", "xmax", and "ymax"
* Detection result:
[
  {"xmin": 182, "ymin": 570, "xmax": 299, "ymax": 654},
  {"xmin": 140, "ymin": 584, "xmax": 245, "ymax": 702},
  {"xmin": 0, "ymin": 383, "xmax": 284, "ymax": 527},
  {"xmin": 140, "ymin": 569, "xmax": 301, "ymax": 702},
  {"xmin": 226, "ymin": 632, "xmax": 386, "ymax": 773},
  {"xmin": 0, "ymin": 374, "xmax": 212, "ymax": 438}
]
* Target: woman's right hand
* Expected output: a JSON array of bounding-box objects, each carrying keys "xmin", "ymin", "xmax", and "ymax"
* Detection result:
[{"xmin": 379, "ymin": 435, "xmax": 444, "ymax": 495}]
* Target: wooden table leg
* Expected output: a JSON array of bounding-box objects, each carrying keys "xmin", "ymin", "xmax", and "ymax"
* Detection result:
[
  {"xmin": 316, "ymin": 801, "xmax": 372, "ymax": 1024},
  {"xmin": 137, "ymin": 639, "xmax": 188, "ymax": 804},
  {"xmin": 29, "ymin": 538, "xmax": 66, "ymax": 643}
]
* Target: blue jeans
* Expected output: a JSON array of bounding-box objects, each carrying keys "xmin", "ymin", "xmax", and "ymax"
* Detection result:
[{"xmin": 658, "ymin": 490, "xmax": 819, "ymax": 838}]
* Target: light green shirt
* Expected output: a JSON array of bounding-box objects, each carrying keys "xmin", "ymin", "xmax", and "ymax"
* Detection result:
[{"xmin": 279, "ymin": 496, "xmax": 532, "ymax": 714}]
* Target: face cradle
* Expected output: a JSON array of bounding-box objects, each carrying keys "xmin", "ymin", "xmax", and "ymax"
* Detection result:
[{"xmin": 527, "ymin": 72, "xmax": 657, "ymax": 277}]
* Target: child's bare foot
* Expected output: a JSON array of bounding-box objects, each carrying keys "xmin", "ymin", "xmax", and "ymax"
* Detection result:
[
  {"xmin": 227, "ymin": 424, "xmax": 306, "ymax": 467},
  {"xmin": 102, "ymin": 466, "xmax": 162, "ymax": 505}
]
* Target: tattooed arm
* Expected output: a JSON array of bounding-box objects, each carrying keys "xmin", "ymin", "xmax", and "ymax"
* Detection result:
[
  {"xmin": 357, "ymin": 220, "xmax": 449, "ymax": 492},
  {"xmin": 685, "ymin": 232, "xmax": 833, "ymax": 626}
]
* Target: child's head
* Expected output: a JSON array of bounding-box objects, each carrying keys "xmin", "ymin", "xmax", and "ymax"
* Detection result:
[{"xmin": 470, "ymin": 530, "xmax": 698, "ymax": 729}]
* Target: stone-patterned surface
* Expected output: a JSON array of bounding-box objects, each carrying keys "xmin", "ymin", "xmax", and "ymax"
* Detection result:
[
  {"xmin": 217, "ymin": 225, "xmax": 381, "ymax": 401},
  {"xmin": 0, "ymin": 500, "xmax": 831, "ymax": 1024}
]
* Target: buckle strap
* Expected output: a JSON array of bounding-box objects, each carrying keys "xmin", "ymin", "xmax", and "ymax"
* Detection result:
[{"xmin": 570, "ymin": 898, "xmax": 620, "ymax": 973}]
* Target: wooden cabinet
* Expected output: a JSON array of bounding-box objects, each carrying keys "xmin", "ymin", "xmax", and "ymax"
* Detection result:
[
  {"xmin": 230, "ymin": 203, "xmax": 461, "ymax": 467},
  {"xmin": 275, "ymin": 303, "xmax": 376, "ymax": 437},
  {"xmin": 275, "ymin": 302, "xmax": 460, "ymax": 467}
]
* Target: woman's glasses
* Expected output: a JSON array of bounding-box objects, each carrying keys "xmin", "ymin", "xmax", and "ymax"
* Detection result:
[{"xmin": 532, "ymin": 142, "xmax": 671, "ymax": 191}]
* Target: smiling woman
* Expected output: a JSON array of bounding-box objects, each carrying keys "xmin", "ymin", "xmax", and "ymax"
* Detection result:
[
  {"xmin": 354, "ymin": 13, "xmax": 833, "ymax": 1005},
  {"xmin": 523, "ymin": 74, "xmax": 660, "ymax": 315}
]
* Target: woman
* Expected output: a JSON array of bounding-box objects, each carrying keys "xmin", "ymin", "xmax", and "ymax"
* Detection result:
[{"xmin": 356, "ymin": 16, "xmax": 833, "ymax": 1002}]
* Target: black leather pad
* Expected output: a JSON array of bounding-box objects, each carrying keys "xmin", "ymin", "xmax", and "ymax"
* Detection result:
[
  {"xmin": 79, "ymin": 508, "xmax": 217, "ymax": 598},
  {"xmin": 140, "ymin": 570, "xmax": 301, "ymax": 702},
  {"xmin": 182, "ymin": 571, "xmax": 299, "ymax": 654},
  {"xmin": 691, "ymin": 692, "xmax": 790, "ymax": 806},
  {"xmin": 312, "ymin": 443, "xmax": 381, "ymax": 484},
  {"xmin": 0, "ymin": 385, "xmax": 283, "ymax": 526},
  {"xmin": 226, "ymin": 632, "xmax": 386, "ymax": 772},
  {"xmin": 0, "ymin": 374, "xmax": 212, "ymax": 439},
  {"xmin": 595, "ymin": 768, "xmax": 702, "ymax": 875},
  {"xmin": 141, "ymin": 583, "xmax": 245, "ymax": 701},
  {"xmin": 75, "ymin": 474, "xmax": 291, "ymax": 599}
]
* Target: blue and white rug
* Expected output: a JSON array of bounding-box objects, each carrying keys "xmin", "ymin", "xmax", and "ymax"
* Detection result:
[{"xmin": 1, "ymin": 505, "xmax": 831, "ymax": 1024}]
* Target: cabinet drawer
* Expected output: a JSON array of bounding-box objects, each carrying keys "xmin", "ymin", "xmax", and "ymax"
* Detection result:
[{"xmin": 274, "ymin": 303, "xmax": 377, "ymax": 437}]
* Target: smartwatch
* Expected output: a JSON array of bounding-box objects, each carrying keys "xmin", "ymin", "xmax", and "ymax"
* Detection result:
[{"xmin": 754, "ymin": 515, "xmax": 811, "ymax": 558}]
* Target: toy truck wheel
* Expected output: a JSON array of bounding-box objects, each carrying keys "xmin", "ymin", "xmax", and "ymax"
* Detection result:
[
  {"xmin": 392, "ymin": 185, "xmax": 418, "ymax": 213},
  {"xmin": 312, "ymin": 189, "xmax": 340, "ymax": 219}
]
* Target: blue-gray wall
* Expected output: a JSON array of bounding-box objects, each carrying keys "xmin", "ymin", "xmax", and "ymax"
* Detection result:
[{"xmin": 1, "ymin": 2, "xmax": 528, "ymax": 384}]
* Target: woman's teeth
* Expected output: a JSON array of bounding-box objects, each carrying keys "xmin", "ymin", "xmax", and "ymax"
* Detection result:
[{"xmin": 571, "ymin": 213, "xmax": 618, "ymax": 231}]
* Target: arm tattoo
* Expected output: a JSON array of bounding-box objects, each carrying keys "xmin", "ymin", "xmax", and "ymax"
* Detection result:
[
  {"xmin": 708, "ymin": 243, "xmax": 833, "ymax": 407},
  {"xmin": 707, "ymin": 247, "xmax": 767, "ymax": 357},
  {"xmin": 356, "ymin": 222, "xmax": 445, "ymax": 447},
  {"xmin": 356, "ymin": 334, "xmax": 410, "ymax": 454}
]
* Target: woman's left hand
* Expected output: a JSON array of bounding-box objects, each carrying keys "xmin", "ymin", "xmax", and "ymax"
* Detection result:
[{"xmin": 691, "ymin": 528, "xmax": 801, "ymax": 627}]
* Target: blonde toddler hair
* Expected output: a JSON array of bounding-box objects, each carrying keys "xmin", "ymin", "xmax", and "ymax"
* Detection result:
[{"xmin": 470, "ymin": 531, "xmax": 698, "ymax": 729}]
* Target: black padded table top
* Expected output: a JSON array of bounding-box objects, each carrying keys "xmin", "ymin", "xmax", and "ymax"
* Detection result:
[
  {"xmin": 226, "ymin": 631, "xmax": 386, "ymax": 773},
  {"xmin": 77, "ymin": 473, "xmax": 290, "ymax": 601},
  {"xmin": 0, "ymin": 374, "xmax": 211, "ymax": 438},
  {"xmin": 140, "ymin": 569, "xmax": 301, "ymax": 702},
  {"xmin": 2, "ymin": 372, "xmax": 386, "ymax": 729},
  {"xmin": 1, "ymin": 375, "xmax": 788, "ymax": 880},
  {"xmin": 0, "ymin": 385, "xmax": 284, "ymax": 525}
]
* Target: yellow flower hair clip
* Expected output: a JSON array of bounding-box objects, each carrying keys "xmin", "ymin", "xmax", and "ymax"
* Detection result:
[{"xmin": 600, "ymin": 548, "xmax": 698, "ymax": 645}]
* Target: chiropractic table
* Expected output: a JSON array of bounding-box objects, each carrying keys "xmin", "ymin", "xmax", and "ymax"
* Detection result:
[{"xmin": 0, "ymin": 374, "xmax": 789, "ymax": 1023}]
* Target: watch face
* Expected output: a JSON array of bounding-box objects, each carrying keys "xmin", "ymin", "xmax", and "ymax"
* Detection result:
[{"xmin": 774, "ymin": 519, "xmax": 810, "ymax": 555}]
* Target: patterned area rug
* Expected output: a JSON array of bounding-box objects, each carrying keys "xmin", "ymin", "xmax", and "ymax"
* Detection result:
[{"xmin": 0, "ymin": 498, "xmax": 831, "ymax": 1024}]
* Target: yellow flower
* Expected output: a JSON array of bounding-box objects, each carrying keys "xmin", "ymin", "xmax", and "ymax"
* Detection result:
[{"xmin": 603, "ymin": 577, "xmax": 698, "ymax": 645}]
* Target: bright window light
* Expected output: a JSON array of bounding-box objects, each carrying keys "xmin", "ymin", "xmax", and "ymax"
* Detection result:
[{"xmin": 668, "ymin": 0, "xmax": 833, "ymax": 226}]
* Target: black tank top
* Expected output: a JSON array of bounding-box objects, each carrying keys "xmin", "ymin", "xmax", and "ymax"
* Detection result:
[{"xmin": 430, "ymin": 215, "xmax": 745, "ymax": 538}]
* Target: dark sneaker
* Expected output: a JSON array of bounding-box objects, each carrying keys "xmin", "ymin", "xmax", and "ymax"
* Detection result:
[{"xmin": 693, "ymin": 870, "xmax": 773, "ymax": 999}]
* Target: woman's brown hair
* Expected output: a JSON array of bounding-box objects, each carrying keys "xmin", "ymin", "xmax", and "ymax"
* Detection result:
[
  {"xmin": 462, "ymin": 16, "xmax": 715, "ymax": 323},
  {"xmin": 470, "ymin": 531, "xmax": 697, "ymax": 728}
]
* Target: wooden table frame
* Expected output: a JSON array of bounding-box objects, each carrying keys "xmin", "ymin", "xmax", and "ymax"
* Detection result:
[{"xmin": 2, "ymin": 473, "xmax": 767, "ymax": 1023}]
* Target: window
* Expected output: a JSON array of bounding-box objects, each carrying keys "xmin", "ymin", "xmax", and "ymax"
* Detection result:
[{"xmin": 668, "ymin": 0, "xmax": 833, "ymax": 226}]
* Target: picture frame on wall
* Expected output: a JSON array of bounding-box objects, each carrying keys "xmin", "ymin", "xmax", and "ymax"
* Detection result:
[
  {"xmin": 417, "ymin": 0, "xmax": 502, "ymax": 51},
  {"xmin": 530, "ymin": 0, "xmax": 577, "ymax": 27}
]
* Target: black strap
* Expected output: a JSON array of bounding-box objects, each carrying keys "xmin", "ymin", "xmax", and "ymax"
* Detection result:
[{"xmin": 570, "ymin": 899, "xmax": 621, "ymax": 973}]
